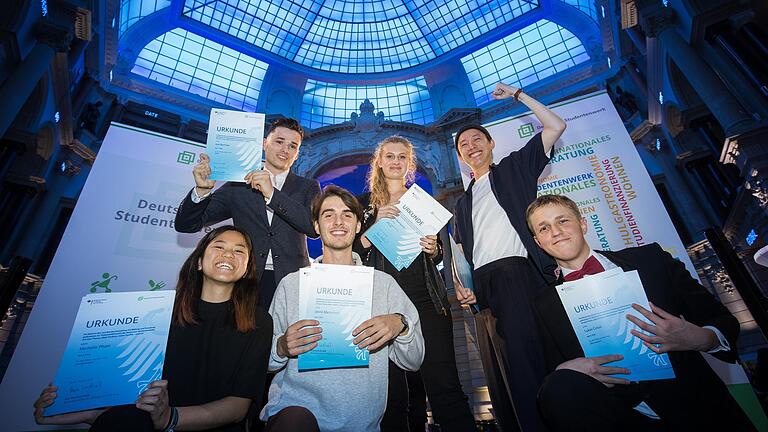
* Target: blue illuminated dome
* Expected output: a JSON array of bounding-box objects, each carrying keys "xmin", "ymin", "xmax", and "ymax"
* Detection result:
[{"xmin": 112, "ymin": 0, "xmax": 604, "ymax": 126}]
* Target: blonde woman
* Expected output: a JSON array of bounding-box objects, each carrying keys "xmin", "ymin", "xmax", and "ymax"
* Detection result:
[{"xmin": 353, "ymin": 136, "xmax": 475, "ymax": 432}]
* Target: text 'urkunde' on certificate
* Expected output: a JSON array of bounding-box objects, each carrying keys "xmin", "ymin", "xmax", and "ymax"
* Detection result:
[
  {"xmin": 298, "ymin": 264, "xmax": 374, "ymax": 371},
  {"xmin": 206, "ymin": 109, "xmax": 265, "ymax": 182},
  {"xmin": 556, "ymin": 268, "xmax": 676, "ymax": 381},
  {"xmin": 46, "ymin": 290, "xmax": 175, "ymax": 415},
  {"xmin": 364, "ymin": 184, "xmax": 453, "ymax": 270}
]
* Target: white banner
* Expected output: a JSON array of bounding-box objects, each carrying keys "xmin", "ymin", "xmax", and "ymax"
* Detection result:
[
  {"xmin": 458, "ymin": 91, "xmax": 696, "ymax": 277},
  {"xmin": 0, "ymin": 123, "xmax": 217, "ymax": 431}
]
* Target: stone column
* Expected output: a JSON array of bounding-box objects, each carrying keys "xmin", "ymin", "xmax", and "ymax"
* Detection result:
[
  {"xmin": 641, "ymin": 7, "xmax": 755, "ymax": 137},
  {"xmin": 0, "ymin": 21, "xmax": 72, "ymax": 138}
]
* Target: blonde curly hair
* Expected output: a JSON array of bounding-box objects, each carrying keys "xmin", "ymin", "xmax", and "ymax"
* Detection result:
[{"xmin": 366, "ymin": 136, "xmax": 417, "ymax": 209}]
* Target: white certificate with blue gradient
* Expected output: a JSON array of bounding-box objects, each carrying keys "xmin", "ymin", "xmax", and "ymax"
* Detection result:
[
  {"xmin": 556, "ymin": 268, "xmax": 675, "ymax": 381},
  {"xmin": 449, "ymin": 236, "xmax": 479, "ymax": 314},
  {"xmin": 206, "ymin": 109, "xmax": 265, "ymax": 182},
  {"xmin": 46, "ymin": 291, "xmax": 175, "ymax": 415},
  {"xmin": 298, "ymin": 264, "xmax": 373, "ymax": 371},
  {"xmin": 364, "ymin": 184, "xmax": 453, "ymax": 270}
]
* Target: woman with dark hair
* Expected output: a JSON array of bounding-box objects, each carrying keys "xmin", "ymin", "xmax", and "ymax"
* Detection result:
[
  {"xmin": 34, "ymin": 226, "xmax": 272, "ymax": 432},
  {"xmin": 354, "ymin": 136, "xmax": 476, "ymax": 432}
]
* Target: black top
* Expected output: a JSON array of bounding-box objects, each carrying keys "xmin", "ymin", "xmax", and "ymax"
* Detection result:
[{"xmin": 163, "ymin": 300, "xmax": 273, "ymax": 432}]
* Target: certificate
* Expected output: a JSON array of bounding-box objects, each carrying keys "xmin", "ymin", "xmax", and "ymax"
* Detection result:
[
  {"xmin": 298, "ymin": 264, "xmax": 374, "ymax": 371},
  {"xmin": 46, "ymin": 291, "xmax": 175, "ymax": 415},
  {"xmin": 364, "ymin": 184, "xmax": 453, "ymax": 270},
  {"xmin": 556, "ymin": 268, "xmax": 676, "ymax": 381},
  {"xmin": 206, "ymin": 108, "xmax": 265, "ymax": 182},
  {"xmin": 449, "ymin": 236, "xmax": 479, "ymax": 314}
]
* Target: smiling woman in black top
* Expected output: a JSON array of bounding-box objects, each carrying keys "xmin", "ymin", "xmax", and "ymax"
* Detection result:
[{"xmin": 34, "ymin": 226, "xmax": 272, "ymax": 432}]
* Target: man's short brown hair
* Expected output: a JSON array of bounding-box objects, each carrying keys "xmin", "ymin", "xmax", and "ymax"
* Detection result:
[
  {"xmin": 268, "ymin": 118, "xmax": 305, "ymax": 141},
  {"xmin": 525, "ymin": 194, "xmax": 582, "ymax": 233},
  {"xmin": 311, "ymin": 185, "xmax": 363, "ymax": 224}
]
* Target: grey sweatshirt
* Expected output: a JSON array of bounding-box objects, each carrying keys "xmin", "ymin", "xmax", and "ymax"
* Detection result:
[{"xmin": 260, "ymin": 259, "xmax": 424, "ymax": 431}]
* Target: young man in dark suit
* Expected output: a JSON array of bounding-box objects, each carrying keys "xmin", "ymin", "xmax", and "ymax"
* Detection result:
[
  {"xmin": 175, "ymin": 118, "xmax": 321, "ymax": 308},
  {"xmin": 452, "ymin": 82, "xmax": 566, "ymax": 431},
  {"xmin": 526, "ymin": 194, "xmax": 753, "ymax": 431}
]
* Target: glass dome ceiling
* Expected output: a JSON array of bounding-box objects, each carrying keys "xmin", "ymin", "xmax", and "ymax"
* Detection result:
[
  {"xmin": 114, "ymin": 0, "xmax": 604, "ymax": 127},
  {"xmin": 182, "ymin": 0, "xmax": 540, "ymax": 74}
]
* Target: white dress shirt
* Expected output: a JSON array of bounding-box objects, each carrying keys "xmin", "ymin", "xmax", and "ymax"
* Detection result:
[{"xmin": 471, "ymin": 173, "xmax": 527, "ymax": 269}]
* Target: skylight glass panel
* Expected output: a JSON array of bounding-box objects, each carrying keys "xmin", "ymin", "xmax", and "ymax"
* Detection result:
[
  {"xmin": 131, "ymin": 28, "xmax": 269, "ymax": 111},
  {"xmin": 182, "ymin": 0, "xmax": 540, "ymax": 73},
  {"xmin": 301, "ymin": 77, "xmax": 434, "ymax": 128},
  {"xmin": 119, "ymin": 0, "xmax": 171, "ymax": 36},
  {"xmin": 461, "ymin": 20, "xmax": 590, "ymax": 105},
  {"xmin": 561, "ymin": 0, "xmax": 598, "ymax": 21}
]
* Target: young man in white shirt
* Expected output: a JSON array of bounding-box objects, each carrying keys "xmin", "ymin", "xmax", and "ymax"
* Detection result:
[{"xmin": 452, "ymin": 83, "xmax": 566, "ymax": 431}]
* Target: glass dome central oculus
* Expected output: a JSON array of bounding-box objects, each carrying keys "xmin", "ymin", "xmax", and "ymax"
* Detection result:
[{"xmin": 183, "ymin": 0, "xmax": 540, "ymax": 74}]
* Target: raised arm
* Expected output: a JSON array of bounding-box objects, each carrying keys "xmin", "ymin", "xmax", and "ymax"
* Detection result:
[{"xmin": 492, "ymin": 82, "xmax": 566, "ymax": 155}]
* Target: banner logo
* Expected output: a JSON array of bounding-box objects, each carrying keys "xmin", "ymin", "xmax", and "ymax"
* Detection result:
[
  {"xmin": 176, "ymin": 151, "xmax": 196, "ymax": 165},
  {"xmin": 518, "ymin": 122, "xmax": 535, "ymax": 138}
]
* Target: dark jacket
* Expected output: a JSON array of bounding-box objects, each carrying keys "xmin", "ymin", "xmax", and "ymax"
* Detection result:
[
  {"xmin": 534, "ymin": 243, "xmax": 751, "ymax": 428},
  {"xmin": 354, "ymin": 192, "xmax": 450, "ymax": 315},
  {"xmin": 452, "ymin": 132, "xmax": 557, "ymax": 285},
  {"xmin": 174, "ymin": 172, "xmax": 321, "ymax": 285}
]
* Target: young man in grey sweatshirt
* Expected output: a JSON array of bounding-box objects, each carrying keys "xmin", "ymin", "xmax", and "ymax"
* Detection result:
[{"xmin": 260, "ymin": 185, "xmax": 425, "ymax": 432}]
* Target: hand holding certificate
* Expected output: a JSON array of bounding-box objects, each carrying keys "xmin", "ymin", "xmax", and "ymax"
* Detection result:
[
  {"xmin": 556, "ymin": 268, "xmax": 676, "ymax": 382},
  {"xmin": 45, "ymin": 291, "xmax": 175, "ymax": 416},
  {"xmin": 205, "ymin": 109, "xmax": 265, "ymax": 182},
  {"xmin": 364, "ymin": 184, "xmax": 453, "ymax": 270},
  {"xmin": 298, "ymin": 264, "xmax": 374, "ymax": 371},
  {"xmin": 449, "ymin": 236, "xmax": 480, "ymax": 313}
]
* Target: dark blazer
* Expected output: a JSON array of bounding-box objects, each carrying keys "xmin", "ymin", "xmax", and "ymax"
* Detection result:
[
  {"xmin": 453, "ymin": 132, "xmax": 557, "ymax": 285},
  {"xmin": 175, "ymin": 172, "xmax": 321, "ymax": 285},
  {"xmin": 534, "ymin": 243, "xmax": 751, "ymax": 427}
]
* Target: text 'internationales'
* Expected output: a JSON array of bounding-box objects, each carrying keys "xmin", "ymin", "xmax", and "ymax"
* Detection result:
[{"xmin": 548, "ymin": 135, "xmax": 611, "ymax": 165}]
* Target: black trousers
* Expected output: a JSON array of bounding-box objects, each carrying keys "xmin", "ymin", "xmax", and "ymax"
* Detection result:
[
  {"xmin": 257, "ymin": 269, "xmax": 277, "ymax": 309},
  {"xmin": 474, "ymin": 257, "xmax": 548, "ymax": 432},
  {"xmin": 539, "ymin": 369, "xmax": 756, "ymax": 431},
  {"xmin": 381, "ymin": 307, "xmax": 476, "ymax": 432},
  {"xmin": 474, "ymin": 308, "xmax": 519, "ymax": 432}
]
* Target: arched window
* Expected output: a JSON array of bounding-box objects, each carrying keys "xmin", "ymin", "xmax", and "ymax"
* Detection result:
[
  {"xmin": 302, "ymin": 77, "xmax": 434, "ymax": 128},
  {"xmin": 119, "ymin": 0, "xmax": 170, "ymax": 36},
  {"xmin": 461, "ymin": 19, "xmax": 590, "ymax": 105},
  {"xmin": 182, "ymin": 0, "xmax": 539, "ymax": 73},
  {"xmin": 132, "ymin": 28, "xmax": 269, "ymax": 111}
]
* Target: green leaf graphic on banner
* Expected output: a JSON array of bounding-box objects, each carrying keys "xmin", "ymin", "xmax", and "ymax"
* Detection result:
[{"xmin": 89, "ymin": 272, "xmax": 117, "ymax": 293}]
